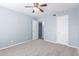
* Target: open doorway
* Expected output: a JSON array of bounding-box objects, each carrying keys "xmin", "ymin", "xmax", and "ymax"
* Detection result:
[{"xmin": 38, "ymin": 22, "xmax": 43, "ymax": 39}]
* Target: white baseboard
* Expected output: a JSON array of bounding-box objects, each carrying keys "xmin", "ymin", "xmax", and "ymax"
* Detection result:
[
  {"xmin": 0, "ymin": 40, "xmax": 32, "ymax": 50},
  {"xmin": 44, "ymin": 39, "xmax": 79, "ymax": 49}
]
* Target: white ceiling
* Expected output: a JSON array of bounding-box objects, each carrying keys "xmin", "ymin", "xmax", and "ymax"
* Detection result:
[{"xmin": 0, "ymin": 3, "xmax": 79, "ymax": 19}]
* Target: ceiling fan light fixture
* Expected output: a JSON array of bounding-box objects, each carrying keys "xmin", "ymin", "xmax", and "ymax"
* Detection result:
[
  {"xmin": 25, "ymin": 3, "xmax": 47, "ymax": 13},
  {"xmin": 33, "ymin": 7, "xmax": 39, "ymax": 12}
]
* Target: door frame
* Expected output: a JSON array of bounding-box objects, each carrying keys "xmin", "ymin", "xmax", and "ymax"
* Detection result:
[
  {"xmin": 56, "ymin": 15, "xmax": 69, "ymax": 45},
  {"xmin": 32, "ymin": 20, "xmax": 38, "ymax": 40}
]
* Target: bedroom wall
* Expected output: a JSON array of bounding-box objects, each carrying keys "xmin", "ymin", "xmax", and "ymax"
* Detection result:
[
  {"xmin": 77, "ymin": 6, "xmax": 79, "ymax": 47},
  {"xmin": 0, "ymin": 6, "xmax": 34, "ymax": 48},
  {"xmin": 39, "ymin": 6, "xmax": 79, "ymax": 47}
]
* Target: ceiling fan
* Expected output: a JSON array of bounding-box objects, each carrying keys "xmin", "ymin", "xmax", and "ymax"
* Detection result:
[{"xmin": 24, "ymin": 3, "xmax": 47, "ymax": 13}]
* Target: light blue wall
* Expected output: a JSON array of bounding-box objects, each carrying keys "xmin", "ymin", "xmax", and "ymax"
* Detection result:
[
  {"xmin": 69, "ymin": 8, "xmax": 78, "ymax": 47},
  {"xmin": 40, "ymin": 6, "xmax": 79, "ymax": 47},
  {"xmin": 0, "ymin": 6, "xmax": 33, "ymax": 48},
  {"xmin": 76, "ymin": 6, "xmax": 79, "ymax": 47}
]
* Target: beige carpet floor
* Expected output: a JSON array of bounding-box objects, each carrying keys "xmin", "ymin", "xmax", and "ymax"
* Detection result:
[{"xmin": 0, "ymin": 39, "xmax": 78, "ymax": 56}]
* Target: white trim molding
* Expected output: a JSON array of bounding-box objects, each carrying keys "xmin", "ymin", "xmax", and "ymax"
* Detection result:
[
  {"xmin": 44, "ymin": 39, "xmax": 79, "ymax": 49},
  {"xmin": 0, "ymin": 40, "xmax": 32, "ymax": 50}
]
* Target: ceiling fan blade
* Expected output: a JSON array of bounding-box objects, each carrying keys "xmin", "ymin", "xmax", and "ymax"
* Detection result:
[
  {"xmin": 24, "ymin": 6, "xmax": 32, "ymax": 8},
  {"xmin": 32, "ymin": 10, "xmax": 35, "ymax": 13},
  {"xmin": 40, "ymin": 4, "xmax": 47, "ymax": 7},
  {"xmin": 39, "ymin": 8, "xmax": 44, "ymax": 12}
]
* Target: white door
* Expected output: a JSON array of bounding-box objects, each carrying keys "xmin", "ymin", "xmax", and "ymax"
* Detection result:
[
  {"xmin": 32, "ymin": 20, "xmax": 38, "ymax": 40},
  {"xmin": 56, "ymin": 15, "xmax": 68, "ymax": 45}
]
